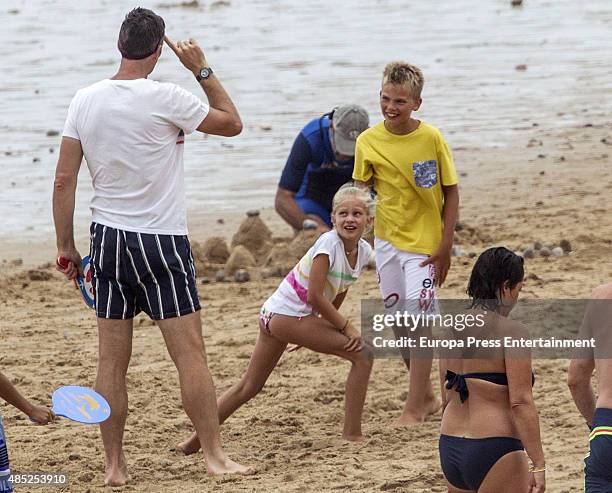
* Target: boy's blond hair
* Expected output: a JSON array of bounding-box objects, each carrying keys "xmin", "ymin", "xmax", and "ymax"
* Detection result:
[{"xmin": 382, "ymin": 62, "xmax": 424, "ymax": 100}]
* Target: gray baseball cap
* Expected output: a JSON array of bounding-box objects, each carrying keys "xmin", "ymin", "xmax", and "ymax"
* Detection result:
[{"xmin": 330, "ymin": 104, "xmax": 369, "ymax": 156}]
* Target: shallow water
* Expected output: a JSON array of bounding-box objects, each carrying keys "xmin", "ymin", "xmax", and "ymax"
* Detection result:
[{"xmin": 1, "ymin": 0, "xmax": 611, "ymax": 238}]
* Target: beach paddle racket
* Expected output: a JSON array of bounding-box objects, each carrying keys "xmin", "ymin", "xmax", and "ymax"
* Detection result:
[
  {"xmin": 57, "ymin": 255, "xmax": 95, "ymax": 309},
  {"xmin": 51, "ymin": 386, "xmax": 111, "ymax": 424}
]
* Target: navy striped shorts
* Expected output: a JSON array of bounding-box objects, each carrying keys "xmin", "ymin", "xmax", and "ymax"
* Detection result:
[{"xmin": 90, "ymin": 222, "xmax": 201, "ymax": 320}]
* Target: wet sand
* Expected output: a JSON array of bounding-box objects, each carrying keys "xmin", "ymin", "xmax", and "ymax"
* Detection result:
[{"xmin": 1, "ymin": 0, "xmax": 611, "ymax": 239}]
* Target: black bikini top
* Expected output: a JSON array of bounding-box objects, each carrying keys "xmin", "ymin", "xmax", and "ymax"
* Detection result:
[{"xmin": 445, "ymin": 370, "xmax": 535, "ymax": 403}]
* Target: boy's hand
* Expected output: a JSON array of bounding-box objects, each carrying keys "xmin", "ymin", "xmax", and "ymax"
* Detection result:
[
  {"xmin": 420, "ymin": 245, "xmax": 451, "ymax": 287},
  {"xmin": 343, "ymin": 324, "xmax": 362, "ymax": 352},
  {"xmin": 164, "ymin": 35, "xmax": 208, "ymax": 75},
  {"xmin": 28, "ymin": 405, "xmax": 56, "ymax": 425}
]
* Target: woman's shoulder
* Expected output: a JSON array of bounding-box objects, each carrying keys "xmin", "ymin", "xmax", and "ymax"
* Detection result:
[{"xmin": 498, "ymin": 316, "xmax": 528, "ymax": 339}]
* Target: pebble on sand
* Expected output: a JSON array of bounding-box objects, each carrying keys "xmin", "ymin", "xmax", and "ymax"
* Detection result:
[
  {"xmin": 515, "ymin": 64, "xmax": 528, "ymax": 71},
  {"xmin": 246, "ymin": 209, "xmax": 260, "ymax": 217},
  {"xmin": 539, "ymin": 247, "xmax": 552, "ymax": 257},
  {"xmin": 522, "ymin": 248, "xmax": 536, "ymax": 259},
  {"xmin": 560, "ymin": 239, "xmax": 572, "ymax": 253},
  {"xmin": 46, "ymin": 130, "xmax": 60, "ymax": 137},
  {"xmin": 234, "ymin": 269, "xmax": 250, "ymax": 283},
  {"xmin": 215, "ymin": 270, "xmax": 225, "ymax": 283},
  {"xmin": 551, "ymin": 247, "xmax": 564, "ymax": 257},
  {"xmin": 533, "ymin": 241, "xmax": 543, "ymax": 250}
]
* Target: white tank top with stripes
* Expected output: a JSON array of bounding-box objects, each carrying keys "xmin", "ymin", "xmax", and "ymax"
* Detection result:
[{"xmin": 262, "ymin": 230, "xmax": 372, "ymax": 317}]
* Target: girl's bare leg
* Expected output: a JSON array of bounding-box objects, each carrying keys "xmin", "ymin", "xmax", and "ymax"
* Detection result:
[
  {"xmin": 268, "ymin": 314, "xmax": 374, "ymax": 440},
  {"xmin": 177, "ymin": 327, "xmax": 287, "ymax": 454}
]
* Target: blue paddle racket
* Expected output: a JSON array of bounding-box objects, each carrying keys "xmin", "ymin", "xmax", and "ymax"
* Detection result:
[
  {"xmin": 76, "ymin": 256, "xmax": 95, "ymax": 309},
  {"xmin": 57, "ymin": 256, "xmax": 95, "ymax": 309},
  {"xmin": 51, "ymin": 386, "xmax": 111, "ymax": 424}
]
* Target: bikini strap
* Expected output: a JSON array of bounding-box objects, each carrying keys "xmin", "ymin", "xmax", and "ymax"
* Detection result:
[{"xmin": 445, "ymin": 370, "xmax": 469, "ymax": 403}]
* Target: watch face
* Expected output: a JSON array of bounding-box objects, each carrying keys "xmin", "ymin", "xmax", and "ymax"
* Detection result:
[{"xmin": 200, "ymin": 68, "xmax": 211, "ymax": 79}]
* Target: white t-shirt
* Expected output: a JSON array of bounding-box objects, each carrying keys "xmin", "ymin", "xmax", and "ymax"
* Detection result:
[
  {"xmin": 262, "ymin": 230, "xmax": 373, "ymax": 317},
  {"xmin": 63, "ymin": 78, "xmax": 209, "ymax": 235}
]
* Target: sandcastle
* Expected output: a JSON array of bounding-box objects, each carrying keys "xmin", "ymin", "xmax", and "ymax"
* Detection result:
[{"xmin": 190, "ymin": 211, "xmax": 322, "ymax": 283}]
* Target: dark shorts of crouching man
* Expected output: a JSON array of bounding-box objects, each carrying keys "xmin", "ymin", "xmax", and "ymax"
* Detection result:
[{"xmin": 90, "ymin": 222, "xmax": 201, "ymax": 320}]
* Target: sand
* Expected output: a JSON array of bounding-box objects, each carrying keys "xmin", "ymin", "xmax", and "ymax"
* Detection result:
[{"xmin": 1, "ymin": 120, "xmax": 612, "ymax": 493}]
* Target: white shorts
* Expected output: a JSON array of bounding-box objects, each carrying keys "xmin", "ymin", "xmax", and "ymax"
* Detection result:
[{"xmin": 375, "ymin": 238, "xmax": 437, "ymax": 313}]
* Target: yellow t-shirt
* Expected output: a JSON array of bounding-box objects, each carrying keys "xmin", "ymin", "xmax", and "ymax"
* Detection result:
[{"xmin": 353, "ymin": 121, "xmax": 458, "ymax": 255}]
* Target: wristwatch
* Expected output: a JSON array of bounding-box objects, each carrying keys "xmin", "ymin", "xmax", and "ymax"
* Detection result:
[{"xmin": 195, "ymin": 67, "xmax": 213, "ymax": 81}]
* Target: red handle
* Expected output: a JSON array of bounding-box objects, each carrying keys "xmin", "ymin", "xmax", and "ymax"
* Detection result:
[{"xmin": 57, "ymin": 256, "xmax": 71, "ymax": 269}]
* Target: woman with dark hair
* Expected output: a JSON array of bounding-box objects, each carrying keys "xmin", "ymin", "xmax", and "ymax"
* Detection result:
[{"xmin": 438, "ymin": 247, "xmax": 546, "ymax": 493}]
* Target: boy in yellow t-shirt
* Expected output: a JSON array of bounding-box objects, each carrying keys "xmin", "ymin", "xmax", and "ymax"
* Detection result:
[{"xmin": 353, "ymin": 61, "xmax": 459, "ymax": 426}]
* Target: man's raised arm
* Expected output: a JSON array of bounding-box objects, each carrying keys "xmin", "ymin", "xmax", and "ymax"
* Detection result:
[{"xmin": 164, "ymin": 35, "xmax": 242, "ymax": 137}]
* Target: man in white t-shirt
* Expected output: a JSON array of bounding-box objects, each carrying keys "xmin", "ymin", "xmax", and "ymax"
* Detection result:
[{"xmin": 53, "ymin": 7, "xmax": 250, "ymax": 485}]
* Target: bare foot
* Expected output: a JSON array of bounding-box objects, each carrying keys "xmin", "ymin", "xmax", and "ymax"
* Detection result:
[
  {"xmin": 206, "ymin": 456, "xmax": 255, "ymax": 476},
  {"xmin": 393, "ymin": 396, "xmax": 441, "ymax": 427},
  {"xmin": 104, "ymin": 463, "xmax": 130, "ymax": 487},
  {"xmin": 425, "ymin": 396, "xmax": 442, "ymax": 416},
  {"xmin": 176, "ymin": 433, "xmax": 201, "ymax": 456},
  {"xmin": 343, "ymin": 433, "xmax": 366, "ymax": 442},
  {"xmin": 393, "ymin": 410, "xmax": 424, "ymax": 426}
]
